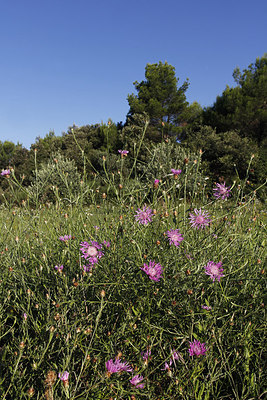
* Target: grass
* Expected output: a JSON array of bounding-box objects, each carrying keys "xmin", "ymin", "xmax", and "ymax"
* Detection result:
[{"xmin": 0, "ymin": 148, "xmax": 266, "ymax": 399}]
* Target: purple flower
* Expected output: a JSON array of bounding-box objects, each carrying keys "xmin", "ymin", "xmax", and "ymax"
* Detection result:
[
  {"xmin": 188, "ymin": 340, "xmax": 207, "ymax": 357},
  {"xmin": 213, "ymin": 182, "xmax": 231, "ymax": 200},
  {"xmin": 201, "ymin": 305, "xmax": 212, "ymax": 311},
  {"xmin": 105, "ymin": 358, "xmax": 133, "ymax": 376},
  {"xmin": 58, "ymin": 371, "xmax": 69, "ymax": 382},
  {"xmin": 171, "ymin": 349, "xmax": 181, "ymax": 362},
  {"xmin": 1, "ymin": 169, "xmax": 10, "ymax": 176},
  {"xmin": 162, "ymin": 361, "xmax": 173, "ymax": 370},
  {"xmin": 130, "ymin": 374, "xmax": 145, "ymax": 389},
  {"xmin": 80, "ymin": 240, "xmax": 104, "ymax": 269},
  {"xmin": 141, "ymin": 349, "xmax": 151, "ymax": 361},
  {"xmin": 189, "ymin": 208, "xmax": 211, "ymax": 229},
  {"xmin": 204, "ymin": 261, "xmax": 224, "ymax": 282},
  {"xmin": 23, "ymin": 313, "xmax": 27, "ymax": 320},
  {"xmin": 171, "ymin": 169, "xmax": 182, "ymax": 178},
  {"xmin": 154, "ymin": 179, "xmax": 160, "ymax": 188},
  {"xmin": 118, "ymin": 150, "xmax": 129, "ymax": 157},
  {"xmin": 103, "ymin": 240, "xmax": 110, "ymax": 248},
  {"xmin": 55, "ymin": 264, "xmax": 64, "ymax": 271},
  {"xmin": 59, "ymin": 235, "xmax": 72, "ymax": 242},
  {"xmin": 140, "ymin": 260, "xmax": 163, "ymax": 282},
  {"xmin": 166, "ymin": 229, "xmax": 184, "ymax": 247},
  {"xmin": 135, "ymin": 206, "xmax": 154, "ymax": 225}
]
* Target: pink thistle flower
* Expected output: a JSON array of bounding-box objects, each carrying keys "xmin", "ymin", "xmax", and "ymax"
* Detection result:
[
  {"xmin": 188, "ymin": 340, "xmax": 207, "ymax": 357},
  {"xmin": 154, "ymin": 179, "xmax": 160, "ymax": 188},
  {"xmin": 204, "ymin": 261, "xmax": 224, "ymax": 282},
  {"xmin": 141, "ymin": 349, "xmax": 151, "ymax": 361},
  {"xmin": 58, "ymin": 371, "xmax": 69, "ymax": 382},
  {"xmin": 105, "ymin": 358, "xmax": 133, "ymax": 375},
  {"xmin": 189, "ymin": 208, "xmax": 211, "ymax": 229},
  {"xmin": 161, "ymin": 360, "xmax": 173, "ymax": 371},
  {"xmin": 118, "ymin": 149, "xmax": 129, "ymax": 157},
  {"xmin": 201, "ymin": 305, "xmax": 212, "ymax": 311},
  {"xmin": 171, "ymin": 168, "xmax": 182, "ymax": 179},
  {"xmin": 130, "ymin": 374, "xmax": 145, "ymax": 389},
  {"xmin": 55, "ymin": 264, "xmax": 64, "ymax": 271},
  {"xmin": 1, "ymin": 169, "xmax": 10, "ymax": 176},
  {"xmin": 80, "ymin": 240, "xmax": 104, "ymax": 268},
  {"xmin": 59, "ymin": 235, "xmax": 72, "ymax": 242},
  {"xmin": 135, "ymin": 206, "xmax": 154, "ymax": 225},
  {"xmin": 213, "ymin": 182, "xmax": 231, "ymax": 200},
  {"xmin": 140, "ymin": 260, "xmax": 163, "ymax": 282},
  {"xmin": 166, "ymin": 229, "xmax": 184, "ymax": 247},
  {"xmin": 105, "ymin": 359, "xmax": 121, "ymax": 374}
]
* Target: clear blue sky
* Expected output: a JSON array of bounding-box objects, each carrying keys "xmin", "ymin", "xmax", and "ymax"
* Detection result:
[{"xmin": 0, "ymin": 0, "xmax": 266, "ymax": 149}]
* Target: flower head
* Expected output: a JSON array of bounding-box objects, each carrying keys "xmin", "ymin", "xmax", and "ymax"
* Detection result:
[
  {"xmin": 201, "ymin": 305, "xmax": 212, "ymax": 311},
  {"xmin": 135, "ymin": 206, "xmax": 154, "ymax": 225},
  {"xmin": 130, "ymin": 374, "xmax": 145, "ymax": 389},
  {"xmin": 105, "ymin": 358, "xmax": 133, "ymax": 375},
  {"xmin": 80, "ymin": 240, "xmax": 104, "ymax": 269},
  {"xmin": 141, "ymin": 349, "xmax": 151, "ymax": 361},
  {"xmin": 141, "ymin": 260, "xmax": 163, "ymax": 282},
  {"xmin": 58, "ymin": 371, "xmax": 69, "ymax": 382},
  {"xmin": 154, "ymin": 179, "xmax": 160, "ymax": 188},
  {"xmin": 213, "ymin": 182, "xmax": 231, "ymax": 200},
  {"xmin": 171, "ymin": 169, "xmax": 182, "ymax": 178},
  {"xmin": 189, "ymin": 208, "xmax": 211, "ymax": 229},
  {"xmin": 166, "ymin": 229, "xmax": 184, "ymax": 247},
  {"xmin": 118, "ymin": 149, "xmax": 129, "ymax": 157},
  {"xmin": 1, "ymin": 169, "xmax": 10, "ymax": 176},
  {"xmin": 59, "ymin": 235, "xmax": 72, "ymax": 242},
  {"xmin": 204, "ymin": 261, "xmax": 224, "ymax": 282},
  {"xmin": 55, "ymin": 264, "xmax": 64, "ymax": 271},
  {"xmin": 188, "ymin": 340, "xmax": 207, "ymax": 357}
]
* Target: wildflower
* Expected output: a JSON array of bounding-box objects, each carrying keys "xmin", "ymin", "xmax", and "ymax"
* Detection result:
[
  {"xmin": 204, "ymin": 261, "xmax": 224, "ymax": 282},
  {"xmin": 105, "ymin": 358, "xmax": 133, "ymax": 375},
  {"xmin": 154, "ymin": 179, "xmax": 160, "ymax": 188},
  {"xmin": 23, "ymin": 313, "xmax": 27, "ymax": 320},
  {"xmin": 213, "ymin": 182, "xmax": 231, "ymax": 200},
  {"xmin": 59, "ymin": 235, "xmax": 71, "ymax": 242},
  {"xmin": 1, "ymin": 169, "xmax": 10, "ymax": 177},
  {"xmin": 162, "ymin": 361, "xmax": 173, "ymax": 370},
  {"xmin": 140, "ymin": 260, "xmax": 163, "ymax": 282},
  {"xmin": 58, "ymin": 371, "xmax": 69, "ymax": 382},
  {"xmin": 166, "ymin": 229, "xmax": 184, "ymax": 247},
  {"xmin": 103, "ymin": 240, "xmax": 110, "ymax": 248},
  {"xmin": 54, "ymin": 265, "xmax": 64, "ymax": 271},
  {"xmin": 80, "ymin": 240, "xmax": 104, "ymax": 268},
  {"xmin": 201, "ymin": 305, "xmax": 212, "ymax": 311},
  {"xmin": 118, "ymin": 149, "xmax": 129, "ymax": 157},
  {"xmin": 188, "ymin": 340, "xmax": 207, "ymax": 357},
  {"xmin": 171, "ymin": 349, "xmax": 181, "ymax": 362},
  {"xmin": 189, "ymin": 208, "xmax": 211, "ymax": 229},
  {"xmin": 130, "ymin": 374, "xmax": 145, "ymax": 389},
  {"xmin": 141, "ymin": 349, "xmax": 151, "ymax": 361},
  {"xmin": 171, "ymin": 169, "xmax": 182, "ymax": 178},
  {"xmin": 135, "ymin": 206, "xmax": 154, "ymax": 225}
]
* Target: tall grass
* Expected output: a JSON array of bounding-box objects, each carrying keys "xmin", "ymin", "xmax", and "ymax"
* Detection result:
[{"xmin": 0, "ymin": 135, "xmax": 266, "ymax": 399}]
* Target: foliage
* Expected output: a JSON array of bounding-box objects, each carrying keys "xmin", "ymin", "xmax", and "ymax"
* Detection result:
[
  {"xmin": 203, "ymin": 54, "xmax": 267, "ymax": 144},
  {"xmin": 26, "ymin": 152, "xmax": 82, "ymax": 204},
  {"xmin": 183, "ymin": 125, "xmax": 258, "ymax": 182},
  {"xmin": 127, "ymin": 61, "xmax": 190, "ymax": 138},
  {"xmin": 137, "ymin": 138, "xmax": 207, "ymax": 197},
  {"xmin": 0, "ymin": 150, "xmax": 266, "ymax": 399}
]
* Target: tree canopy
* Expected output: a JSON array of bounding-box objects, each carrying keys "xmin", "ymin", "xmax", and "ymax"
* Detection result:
[
  {"xmin": 127, "ymin": 61, "xmax": 189, "ymax": 134},
  {"xmin": 203, "ymin": 54, "xmax": 267, "ymax": 144}
]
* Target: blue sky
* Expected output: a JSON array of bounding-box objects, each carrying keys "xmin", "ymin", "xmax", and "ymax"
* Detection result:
[{"xmin": 0, "ymin": 0, "xmax": 266, "ymax": 149}]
